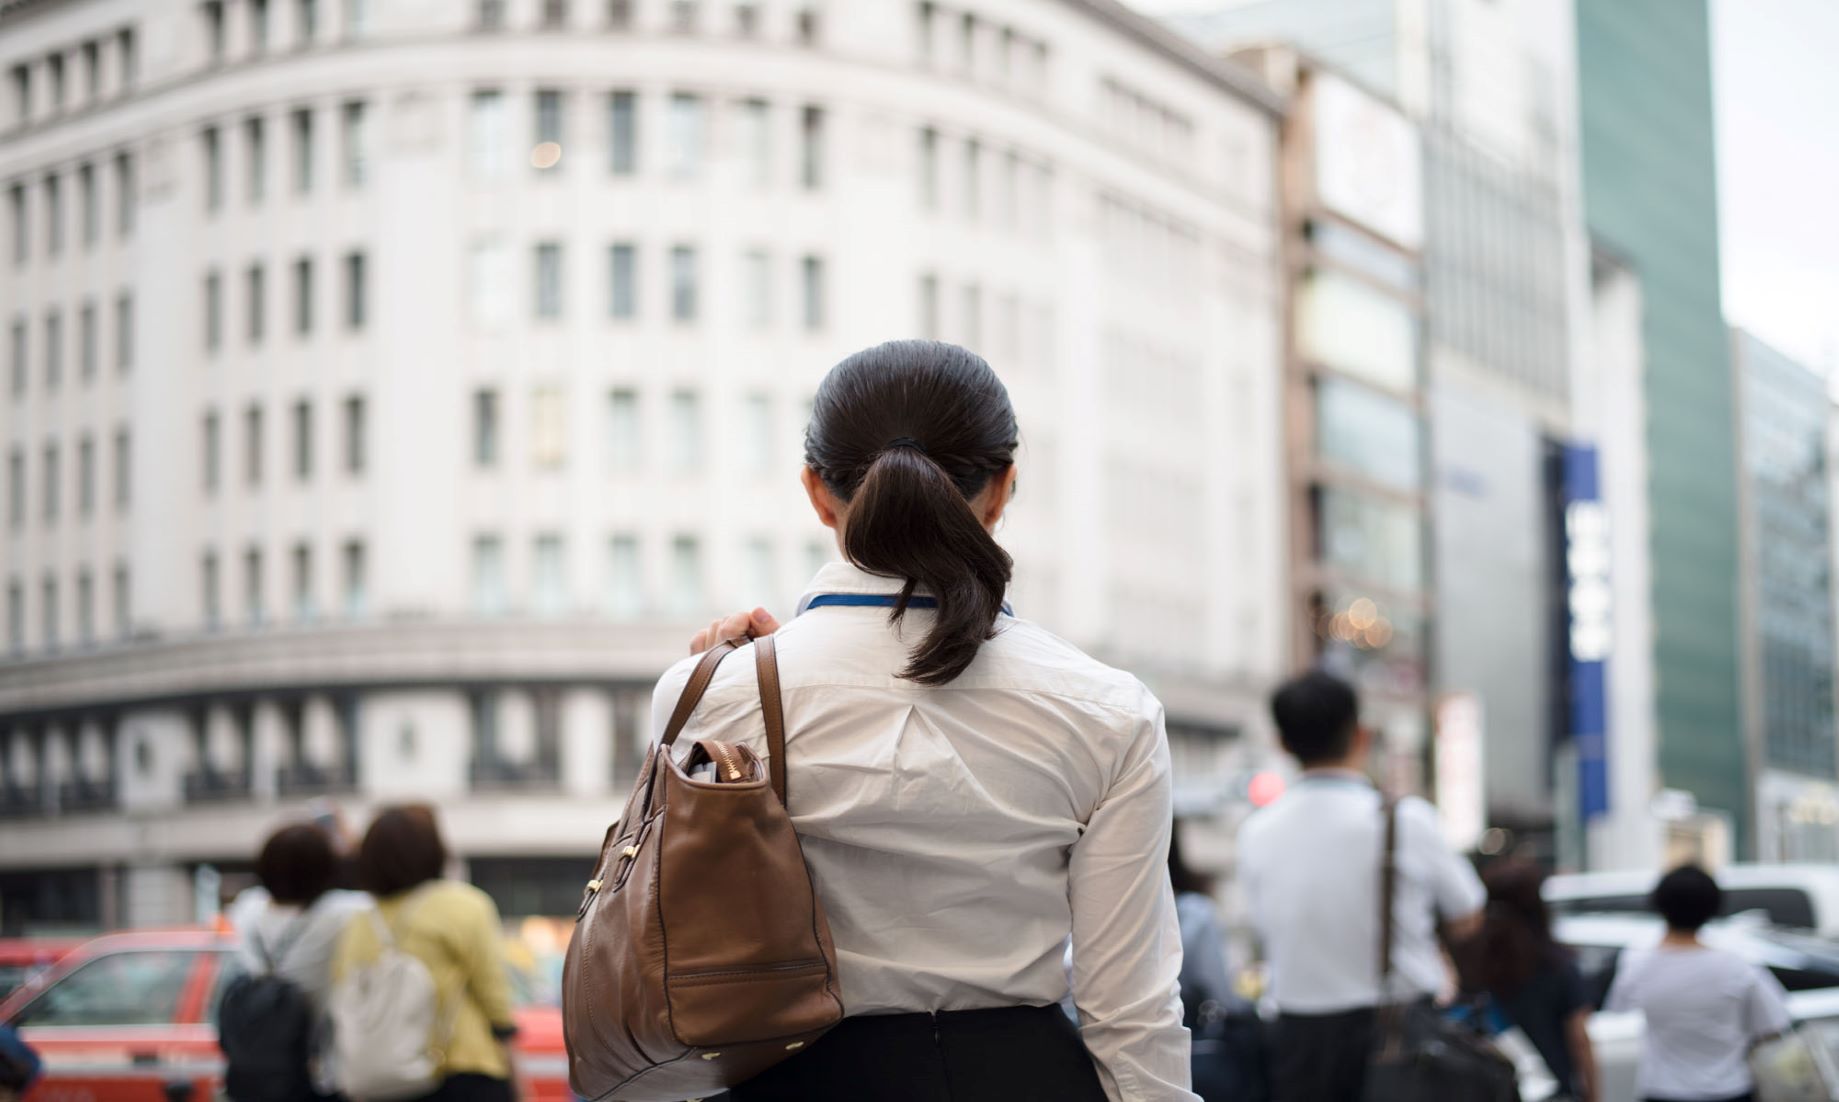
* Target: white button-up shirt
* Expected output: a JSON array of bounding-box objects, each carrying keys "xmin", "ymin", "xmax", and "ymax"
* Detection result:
[
  {"xmin": 650, "ymin": 562, "xmax": 1196, "ymax": 1101},
  {"xmin": 1237, "ymin": 772, "xmax": 1486, "ymax": 1014}
]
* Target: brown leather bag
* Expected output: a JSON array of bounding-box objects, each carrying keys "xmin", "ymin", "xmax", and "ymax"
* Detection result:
[{"xmin": 562, "ymin": 634, "xmax": 844, "ymax": 1101}]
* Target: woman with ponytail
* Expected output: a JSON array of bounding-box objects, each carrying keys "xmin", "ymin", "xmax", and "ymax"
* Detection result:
[{"xmin": 658, "ymin": 340, "xmax": 1196, "ymax": 1101}]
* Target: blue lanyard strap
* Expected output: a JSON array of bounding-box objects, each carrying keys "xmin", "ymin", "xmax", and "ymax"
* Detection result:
[{"xmin": 803, "ymin": 593, "xmax": 1015, "ymax": 617}]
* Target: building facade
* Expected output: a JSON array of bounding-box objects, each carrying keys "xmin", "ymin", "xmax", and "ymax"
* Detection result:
[
  {"xmin": 0, "ymin": 0, "xmax": 1285, "ymax": 930},
  {"xmin": 1733, "ymin": 329, "xmax": 1839, "ymax": 863}
]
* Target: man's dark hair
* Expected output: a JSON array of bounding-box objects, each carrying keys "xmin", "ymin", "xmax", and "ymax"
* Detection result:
[
  {"xmin": 1269, "ymin": 669, "xmax": 1360, "ymax": 767},
  {"xmin": 256, "ymin": 823, "xmax": 338, "ymax": 906},
  {"xmin": 356, "ymin": 804, "xmax": 447, "ymax": 898},
  {"xmin": 1651, "ymin": 864, "xmax": 1722, "ymax": 932}
]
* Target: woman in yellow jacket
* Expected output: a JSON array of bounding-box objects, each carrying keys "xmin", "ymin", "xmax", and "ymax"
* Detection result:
[{"xmin": 332, "ymin": 805, "xmax": 519, "ymax": 1102}]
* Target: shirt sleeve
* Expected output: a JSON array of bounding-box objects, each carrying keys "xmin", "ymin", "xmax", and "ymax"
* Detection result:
[
  {"xmin": 1068, "ymin": 695, "xmax": 1198, "ymax": 1102},
  {"xmin": 457, "ymin": 887, "xmax": 518, "ymax": 1033},
  {"xmin": 1602, "ymin": 952, "xmax": 1637, "ymax": 1014},
  {"xmin": 1402, "ymin": 798, "xmax": 1485, "ymax": 922},
  {"xmin": 1743, "ymin": 963, "xmax": 1793, "ymax": 1040}
]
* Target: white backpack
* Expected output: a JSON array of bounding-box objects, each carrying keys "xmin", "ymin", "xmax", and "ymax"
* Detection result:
[{"xmin": 328, "ymin": 893, "xmax": 447, "ymax": 1101}]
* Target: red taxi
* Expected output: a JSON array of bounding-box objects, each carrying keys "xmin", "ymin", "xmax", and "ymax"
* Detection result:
[
  {"xmin": 0, "ymin": 940, "xmax": 81, "ymax": 1003},
  {"xmin": 0, "ymin": 928, "xmax": 570, "ymax": 1102}
]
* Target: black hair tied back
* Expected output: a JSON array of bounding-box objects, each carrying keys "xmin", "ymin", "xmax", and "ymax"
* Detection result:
[{"xmin": 805, "ymin": 340, "xmax": 1018, "ymax": 685}]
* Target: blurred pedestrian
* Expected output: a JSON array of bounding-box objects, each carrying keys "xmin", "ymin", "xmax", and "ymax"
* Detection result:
[
  {"xmin": 1171, "ymin": 821, "xmax": 1268, "ymax": 1102},
  {"xmin": 331, "ymin": 805, "xmax": 519, "ymax": 1102},
  {"xmin": 1237, "ymin": 670, "xmax": 1486, "ymax": 1102},
  {"xmin": 1471, "ymin": 859, "xmax": 1598, "ymax": 1102},
  {"xmin": 1605, "ymin": 864, "xmax": 1790, "ymax": 1102},
  {"xmin": 221, "ymin": 822, "xmax": 372, "ymax": 1102},
  {"xmin": 0, "ymin": 1021, "xmax": 40, "ymax": 1102},
  {"xmin": 668, "ymin": 340, "xmax": 1194, "ymax": 1100}
]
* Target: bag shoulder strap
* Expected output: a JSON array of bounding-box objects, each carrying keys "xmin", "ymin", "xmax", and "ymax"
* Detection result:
[
  {"xmin": 755, "ymin": 633, "xmax": 788, "ymax": 806},
  {"xmin": 661, "ymin": 638, "xmax": 746, "ymax": 746},
  {"xmin": 1378, "ymin": 795, "xmax": 1400, "ymax": 998}
]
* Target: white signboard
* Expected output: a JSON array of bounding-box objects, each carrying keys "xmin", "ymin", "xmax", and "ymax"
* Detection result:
[
  {"xmin": 1312, "ymin": 74, "xmax": 1424, "ymax": 251},
  {"xmin": 1435, "ymin": 692, "xmax": 1486, "ymax": 851}
]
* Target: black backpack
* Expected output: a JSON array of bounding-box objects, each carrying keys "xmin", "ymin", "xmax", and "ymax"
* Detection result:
[{"xmin": 217, "ymin": 913, "xmax": 319, "ymax": 1102}]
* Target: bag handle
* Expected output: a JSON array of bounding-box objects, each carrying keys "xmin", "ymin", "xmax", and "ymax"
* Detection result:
[
  {"xmin": 1378, "ymin": 796, "xmax": 1399, "ymax": 997},
  {"xmin": 658, "ymin": 634, "xmax": 790, "ymax": 806}
]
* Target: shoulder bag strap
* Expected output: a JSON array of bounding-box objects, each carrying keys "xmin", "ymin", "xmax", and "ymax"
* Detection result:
[
  {"xmin": 1378, "ymin": 796, "xmax": 1400, "ymax": 1001},
  {"xmin": 660, "ymin": 638, "xmax": 747, "ymax": 747},
  {"xmin": 755, "ymin": 633, "xmax": 788, "ymax": 806}
]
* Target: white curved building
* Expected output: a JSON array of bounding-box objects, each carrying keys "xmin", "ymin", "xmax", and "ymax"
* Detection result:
[{"xmin": 0, "ymin": 0, "xmax": 1283, "ymax": 929}]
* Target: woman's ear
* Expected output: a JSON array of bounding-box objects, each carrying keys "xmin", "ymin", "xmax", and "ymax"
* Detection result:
[
  {"xmin": 802, "ymin": 466, "xmax": 842, "ymax": 530},
  {"xmin": 978, "ymin": 464, "xmax": 1017, "ymax": 530}
]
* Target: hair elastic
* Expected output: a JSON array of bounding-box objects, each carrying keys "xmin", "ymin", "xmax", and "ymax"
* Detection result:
[{"xmin": 884, "ymin": 437, "xmax": 924, "ymax": 451}]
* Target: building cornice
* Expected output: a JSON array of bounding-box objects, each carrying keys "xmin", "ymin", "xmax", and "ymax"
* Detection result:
[{"xmin": 1063, "ymin": 0, "xmax": 1286, "ymax": 116}]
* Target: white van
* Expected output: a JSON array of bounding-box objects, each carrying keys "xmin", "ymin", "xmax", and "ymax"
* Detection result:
[{"xmin": 1545, "ymin": 864, "xmax": 1839, "ymax": 936}]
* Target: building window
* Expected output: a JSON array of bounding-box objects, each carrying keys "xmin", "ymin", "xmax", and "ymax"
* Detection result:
[
  {"xmin": 41, "ymin": 442, "xmax": 58, "ymax": 521},
  {"xmin": 119, "ymin": 28, "xmax": 138, "ymax": 88},
  {"xmin": 919, "ymin": 272, "xmax": 939, "ymax": 338},
  {"xmin": 79, "ymin": 162, "xmax": 97, "ymax": 246},
  {"xmin": 542, "ymin": 0, "xmax": 569, "ymax": 28},
  {"xmin": 607, "ymin": 0, "xmax": 633, "ymax": 28},
  {"xmin": 8, "ymin": 183, "xmax": 23, "ymax": 264},
  {"xmin": 291, "ymin": 108, "xmax": 315, "ymax": 193},
  {"xmin": 918, "ymin": 127, "xmax": 938, "ymax": 210},
  {"xmin": 204, "ymin": 1, "xmax": 228, "ymax": 62},
  {"xmin": 5, "ymin": 449, "xmax": 19, "ymax": 528},
  {"xmin": 245, "ymin": 546, "xmax": 265, "ymax": 625},
  {"xmin": 532, "ymin": 385, "xmax": 567, "ymax": 469},
  {"xmin": 44, "ymin": 173, "xmax": 63, "ymax": 256},
  {"xmin": 344, "ymin": 0, "xmax": 370, "ymax": 38},
  {"xmin": 113, "ymin": 427, "xmax": 129, "ymax": 509},
  {"xmin": 799, "ymin": 105, "xmax": 825, "ymax": 190},
  {"xmin": 9, "ymin": 64, "xmax": 27, "ymax": 126},
  {"xmin": 534, "ymin": 241, "xmax": 563, "ymax": 319},
  {"xmin": 670, "ymin": 244, "xmax": 698, "ymax": 322},
  {"xmin": 472, "ymin": 534, "xmax": 505, "ymax": 614},
  {"xmin": 961, "ymin": 138, "xmax": 980, "ymax": 220},
  {"xmin": 8, "ymin": 317, "xmax": 22, "ymax": 395},
  {"xmin": 292, "ymin": 542, "xmax": 313, "ymax": 620},
  {"xmin": 293, "ymin": 399, "xmax": 313, "ymax": 479},
  {"xmin": 341, "ymin": 539, "xmax": 366, "ymax": 617},
  {"xmin": 77, "ymin": 434, "xmax": 94, "ymax": 516},
  {"xmin": 5, "ymin": 579, "xmax": 20, "ymax": 654},
  {"xmin": 203, "ymin": 410, "xmax": 220, "ymax": 492},
  {"xmin": 342, "ymin": 395, "xmax": 366, "ymax": 474},
  {"xmin": 608, "ymin": 90, "xmax": 638, "ymax": 175},
  {"xmin": 534, "ymin": 89, "xmax": 565, "ymax": 171},
  {"xmin": 43, "ymin": 309, "xmax": 61, "ymax": 389},
  {"xmin": 42, "ymin": 575, "xmax": 59, "ymax": 651},
  {"xmin": 204, "ymin": 269, "xmax": 222, "ymax": 351},
  {"xmin": 246, "ymin": 263, "xmax": 266, "ymax": 344},
  {"xmin": 478, "ymin": 0, "xmax": 507, "ymax": 30},
  {"xmin": 343, "ymin": 250, "xmax": 366, "ymax": 330},
  {"xmin": 958, "ymin": 11, "xmax": 976, "ymax": 72},
  {"xmin": 742, "ymin": 248, "xmax": 771, "ymax": 330},
  {"xmin": 202, "ymin": 127, "xmax": 222, "ymax": 212},
  {"xmin": 77, "ymin": 569, "xmax": 94, "ymax": 645},
  {"xmin": 473, "ymin": 389, "xmax": 499, "ymax": 467},
  {"xmin": 533, "ymin": 534, "xmax": 567, "ymax": 616},
  {"xmin": 607, "ymin": 388, "xmax": 640, "ymax": 472},
  {"xmin": 245, "ymin": 116, "xmax": 266, "ymax": 202},
  {"xmin": 607, "ymin": 534, "xmax": 642, "ymax": 620},
  {"xmin": 292, "ymin": 256, "xmax": 313, "ymax": 335},
  {"xmin": 608, "ymin": 242, "xmax": 637, "ymax": 319},
  {"xmin": 744, "ymin": 536, "xmax": 776, "ymax": 604},
  {"xmin": 670, "ymin": 0, "xmax": 699, "ymax": 33},
  {"xmin": 669, "ymin": 390, "xmax": 702, "ymax": 471},
  {"xmin": 113, "ymin": 562, "xmax": 129, "ymax": 638},
  {"xmin": 202, "ymin": 550, "xmax": 221, "ymax": 629},
  {"xmin": 742, "ymin": 392, "xmax": 772, "ymax": 474},
  {"xmin": 669, "ymin": 535, "xmax": 702, "ymax": 616},
  {"xmin": 960, "ymin": 283, "xmax": 981, "ymax": 347},
  {"xmin": 245, "ymin": 404, "xmax": 264, "ymax": 486},
  {"xmin": 795, "ymin": 5, "xmax": 821, "ymax": 44},
  {"xmin": 341, "ymin": 100, "xmax": 368, "ymax": 187},
  {"xmin": 115, "ymin": 291, "xmax": 133, "ymax": 371},
  {"xmin": 469, "ymin": 239, "xmax": 511, "ymax": 328},
  {"xmin": 999, "ymin": 149, "xmax": 1019, "ymax": 229},
  {"xmin": 734, "ymin": 3, "xmax": 760, "ymax": 36},
  {"xmin": 79, "ymin": 300, "xmax": 96, "ymax": 379},
  {"xmin": 115, "ymin": 152, "xmax": 134, "ymax": 236},
  {"xmin": 47, "ymin": 54, "xmax": 65, "ymax": 113},
  {"xmin": 801, "ymin": 254, "xmax": 826, "ymax": 331},
  {"xmin": 297, "ymin": 0, "xmax": 319, "ymax": 45},
  {"xmin": 667, "ymin": 93, "xmax": 705, "ymax": 179},
  {"xmin": 470, "ymin": 89, "xmax": 508, "ymax": 179}
]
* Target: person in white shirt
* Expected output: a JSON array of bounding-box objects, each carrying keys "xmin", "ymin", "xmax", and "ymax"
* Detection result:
[
  {"xmin": 664, "ymin": 339, "xmax": 1195, "ymax": 1102},
  {"xmin": 1237, "ymin": 670, "xmax": 1486, "ymax": 1102},
  {"xmin": 1605, "ymin": 864, "xmax": 1791, "ymax": 1102}
]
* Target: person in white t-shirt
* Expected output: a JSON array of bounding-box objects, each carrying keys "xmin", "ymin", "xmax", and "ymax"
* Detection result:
[
  {"xmin": 1605, "ymin": 865, "xmax": 1791, "ymax": 1102},
  {"xmin": 1237, "ymin": 669, "xmax": 1487, "ymax": 1102}
]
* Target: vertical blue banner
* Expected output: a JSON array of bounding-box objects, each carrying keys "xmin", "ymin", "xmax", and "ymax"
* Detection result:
[{"xmin": 1564, "ymin": 444, "xmax": 1611, "ymax": 821}]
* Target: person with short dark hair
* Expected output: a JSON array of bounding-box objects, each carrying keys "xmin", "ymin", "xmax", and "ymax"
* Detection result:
[
  {"xmin": 1237, "ymin": 668, "xmax": 1486, "ymax": 1102},
  {"xmin": 225, "ymin": 821, "xmax": 372, "ymax": 1099},
  {"xmin": 332, "ymin": 805, "xmax": 518, "ymax": 1102},
  {"xmin": 1605, "ymin": 864, "xmax": 1790, "ymax": 1102}
]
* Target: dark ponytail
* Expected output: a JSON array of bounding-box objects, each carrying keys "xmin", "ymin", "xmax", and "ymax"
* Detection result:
[{"xmin": 805, "ymin": 340, "xmax": 1017, "ymax": 685}]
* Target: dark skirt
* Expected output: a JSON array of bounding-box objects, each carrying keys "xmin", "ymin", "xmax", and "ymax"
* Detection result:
[
  {"xmin": 731, "ymin": 1004, "xmax": 1108, "ymax": 1102},
  {"xmin": 407, "ymin": 1074, "xmax": 514, "ymax": 1102}
]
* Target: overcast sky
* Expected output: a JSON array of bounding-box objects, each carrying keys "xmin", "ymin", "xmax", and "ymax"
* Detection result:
[{"xmin": 1137, "ymin": 0, "xmax": 1839, "ymax": 373}]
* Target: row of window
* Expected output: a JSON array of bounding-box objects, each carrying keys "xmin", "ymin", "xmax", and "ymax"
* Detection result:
[
  {"xmin": 916, "ymin": 272, "xmax": 1056, "ymax": 367},
  {"xmin": 3, "ymin": 566, "xmax": 130, "ymax": 657},
  {"xmin": 467, "ymin": 87, "xmax": 825, "ymax": 188},
  {"xmin": 481, "ymin": 0, "xmax": 822, "ymax": 42},
  {"xmin": 199, "ymin": 397, "xmax": 366, "ymax": 493},
  {"xmin": 915, "ymin": 126, "xmax": 1054, "ymax": 235},
  {"xmin": 1099, "ymin": 76, "xmax": 1198, "ymax": 164},
  {"xmin": 470, "ymin": 240, "xmax": 826, "ymax": 328},
  {"xmin": 202, "ymin": 252, "xmax": 366, "ymax": 352},
  {"xmin": 200, "ymin": 100, "xmax": 369, "ymax": 213},
  {"xmin": 9, "ymin": 293, "xmax": 134, "ymax": 398},
  {"xmin": 914, "ymin": 1, "xmax": 1051, "ymax": 99},
  {"xmin": 199, "ymin": 0, "xmax": 370, "ymax": 64},
  {"xmin": 7, "ymin": 153, "xmax": 137, "ymax": 265},
  {"xmin": 470, "ymin": 385, "xmax": 789, "ymax": 474},
  {"xmin": 198, "ymin": 540, "xmax": 369, "ymax": 630},
  {"xmin": 6, "ymin": 24, "xmax": 137, "ymax": 129},
  {"xmin": 5, "ymin": 431, "xmax": 132, "ymax": 530}
]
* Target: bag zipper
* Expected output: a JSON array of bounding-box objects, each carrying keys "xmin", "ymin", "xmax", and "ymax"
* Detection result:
[{"xmin": 709, "ymin": 742, "xmax": 746, "ymax": 782}]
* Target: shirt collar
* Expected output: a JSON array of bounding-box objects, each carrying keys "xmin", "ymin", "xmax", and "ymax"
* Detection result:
[
  {"xmin": 1295, "ymin": 768, "xmax": 1374, "ymax": 788},
  {"xmin": 795, "ymin": 560, "xmax": 918, "ymax": 615}
]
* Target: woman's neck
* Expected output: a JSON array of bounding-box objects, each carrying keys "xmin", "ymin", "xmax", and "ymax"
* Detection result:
[{"xmin": 1660, "ymin": 928, "xmax": 1703, "ymax": 949}]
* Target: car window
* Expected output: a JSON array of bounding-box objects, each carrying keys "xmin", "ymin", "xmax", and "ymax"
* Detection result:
[
  {"xmin": 0, "ymin": 965, "xmax": 28, "ymax": 1000},
  {"xmin": 12, "ymin": 950, "xmax": 199, "ymax": 1027},
  {"xmin": 1554, "ymin": 888, "xmax": 1819, "ymax": 930}
]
